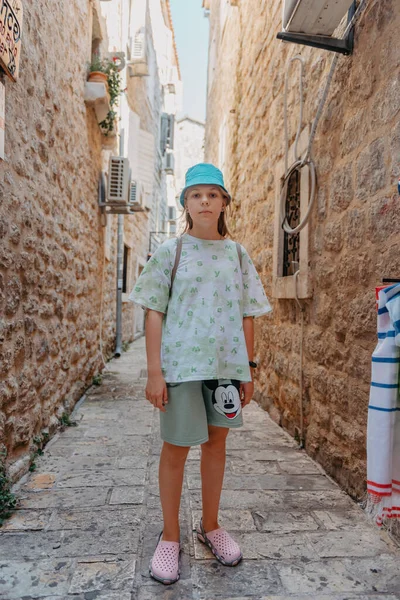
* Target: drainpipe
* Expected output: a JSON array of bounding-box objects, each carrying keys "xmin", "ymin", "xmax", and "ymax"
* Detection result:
[{"xmin": 115, "ymin": 129, "xmax": 125, "ymax": 358}]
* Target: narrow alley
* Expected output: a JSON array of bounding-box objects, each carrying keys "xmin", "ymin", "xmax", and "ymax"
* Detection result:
[{"xmin": 1, "ymin": 337, "xmax": 399, "ymax": 600}]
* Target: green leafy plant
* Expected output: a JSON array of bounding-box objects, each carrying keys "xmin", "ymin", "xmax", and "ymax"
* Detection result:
[
  {"xmin": 92, "ymin": 374, "xmax": 103, "ymax": 386},
  {"xmin": 100, "ymin": 61, "xmax": 122, "ymax": 136},
  {"xmin": 59, "ymin": 412, "xmax": 78, "ymax": 427},
  {"xmin": 100, "ymin": 109, "xmax": 118, "ymax": 136},
  {"xmin": 89, "ymin": 56, "xmax": 109, "ymax": 73},
  {"xmin": 0, "ymin": 445, "xmax": 18, "ymax": 526},
  {"xmin": 106, "ymin": 63, "xmax": 122, "ymax": 105}
]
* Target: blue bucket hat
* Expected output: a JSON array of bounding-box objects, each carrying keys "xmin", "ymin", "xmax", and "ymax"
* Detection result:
[{"xmin": 179, "ymin": 163, "xmax": 231, "ymax": 207}]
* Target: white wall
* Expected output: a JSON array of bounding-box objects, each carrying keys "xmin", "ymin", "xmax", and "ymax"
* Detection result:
[{"xmin": 175, "ymin": 117, "xmax": 205, "ymax": 201}]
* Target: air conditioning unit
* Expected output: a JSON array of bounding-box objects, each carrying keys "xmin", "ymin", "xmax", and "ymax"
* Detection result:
[
  {"xmin": 128, "ymin": 180, "xmax": 144, "ymax": 207},
  {"xmin": 278, "ymin": 0, "xmax": 356, "ymax": 55},
  {"xmin": 282, "ymin": 0, "xmax": 354, "ymax": 36},
  {"xmin": 164, "ymin": 152, "xmax": 175, "ymax": 175},
  {"xmin": 107, "ymin": 156, "xmax": 130, "ymax": 203}
]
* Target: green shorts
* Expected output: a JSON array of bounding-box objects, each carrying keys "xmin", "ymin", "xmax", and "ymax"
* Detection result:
[{"xmin": 160, "ymin": 379, "xmax": 244, "ymax": 447}]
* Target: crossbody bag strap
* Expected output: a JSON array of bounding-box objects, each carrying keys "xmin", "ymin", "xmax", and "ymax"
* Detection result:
[
  {"xmin": 236, "ymin": 241, "xmax": 243, "ymax": 271},
  {"xmin": 170, "ymin": 235, "xmax": 183, "ymax": 296}
]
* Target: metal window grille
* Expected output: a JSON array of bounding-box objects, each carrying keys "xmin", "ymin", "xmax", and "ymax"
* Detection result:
[{"xmin": 282, "ymin": 169, "xmax": 300, "ymax": 277}]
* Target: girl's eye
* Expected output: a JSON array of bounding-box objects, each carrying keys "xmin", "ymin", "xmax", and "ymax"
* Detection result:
[{"xmin": 210, "ymin": 193, "xmax": 217, "ymax": 198}]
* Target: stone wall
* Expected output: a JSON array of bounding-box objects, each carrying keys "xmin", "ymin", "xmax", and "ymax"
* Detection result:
[
  {"xmin": 0, "ymin": 0, "xmax": 122, "ymax": 480},
  {"xmin": 205, "ymin": 0, "xmax": 400, "ymax": 497}
]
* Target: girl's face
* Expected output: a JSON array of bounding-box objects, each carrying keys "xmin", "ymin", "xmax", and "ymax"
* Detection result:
[{"xmin": 185, "ymin": 185, "xmax": 226, "ymax": 224}]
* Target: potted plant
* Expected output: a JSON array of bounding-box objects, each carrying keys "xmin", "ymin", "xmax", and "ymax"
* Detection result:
[{"xmin": 88, "ymin": 57, "xmax": 109, "ymax": 88}]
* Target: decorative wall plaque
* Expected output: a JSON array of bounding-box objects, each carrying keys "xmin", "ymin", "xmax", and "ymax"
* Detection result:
[{"xmin": 0, "ymin": 0, "xmax": 23, "ymax": 81}]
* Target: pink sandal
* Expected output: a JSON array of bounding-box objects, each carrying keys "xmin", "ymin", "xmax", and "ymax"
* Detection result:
[
  {"xmin": 149, "ymin": 532, "xmax": 181, "ymax": 585},
  {"xmin": 196, "ymin": 518, "xmax": 243, "ymax": 566}
]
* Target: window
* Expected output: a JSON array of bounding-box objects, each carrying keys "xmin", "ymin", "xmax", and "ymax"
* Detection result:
[
  {"xmin": 160, "ymin": 113, "xmax": 175, "ymax": 155},
  {"xmin": 272, "ymin": 127, "xmax": 312, "ymax": 299},
  {"xmin": 168, "ymin": 206, "xmax": 176, "ymax": 221},
  {"xmin": 169, "ymin": 221, "xmax": 177, "ymax": 235},
  {"xmin": 282, "ymin": 169, "xmax": 300, "ymax": 277}
]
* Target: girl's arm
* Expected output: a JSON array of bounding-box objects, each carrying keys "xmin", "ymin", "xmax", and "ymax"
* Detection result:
[
  {"xmin": 241, "ymin": 316, "xmax": 255, "ymax": 406},
  {"xmin": 145, "ymin": 309, "xmax": 168, "ymax": 412},
  {"xmin": 243, "ymin": 316, "xmax": 254, "ymax": 364}
]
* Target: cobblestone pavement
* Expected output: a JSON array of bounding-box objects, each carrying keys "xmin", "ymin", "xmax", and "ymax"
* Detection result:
[{"xmin": 2, "ymin": 337, "xmax": 400, "ymax": 600}]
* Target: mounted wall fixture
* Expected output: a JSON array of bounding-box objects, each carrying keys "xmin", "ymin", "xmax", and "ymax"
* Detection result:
[
  {"xmin": 98, "ymin": 157, "xmax": 150, "ymax": 218},
  {"xmin": 277, "ymin": 0, "xmax": 357, "ymax": 55}
]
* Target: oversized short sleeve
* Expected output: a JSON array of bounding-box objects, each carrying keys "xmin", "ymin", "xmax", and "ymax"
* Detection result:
[
  {"xmin": 239, "ymin": 245, "xmax": 272, "ymax": 318},
  {"xmin": 128, "ymin": 240, "xmax": 175, "ymax": 314}
]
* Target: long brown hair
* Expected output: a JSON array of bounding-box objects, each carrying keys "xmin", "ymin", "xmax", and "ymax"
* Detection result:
[{"xmin": 180, "ymin": 194, "xmax": 232, "ymax": 238}]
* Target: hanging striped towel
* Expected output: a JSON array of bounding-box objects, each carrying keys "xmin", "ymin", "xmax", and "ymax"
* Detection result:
[{"xmin": 366, "ymin": 283, "xmax": 400, "ymax": 526}]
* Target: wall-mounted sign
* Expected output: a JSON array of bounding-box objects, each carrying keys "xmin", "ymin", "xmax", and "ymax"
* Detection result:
[
  {"xmin": 0, "ymin": 80, "xmax": 4, "ymax": 159},
  {"xmin": 0, "ymin": 0, "xmax": 23, "ymax": 81}
]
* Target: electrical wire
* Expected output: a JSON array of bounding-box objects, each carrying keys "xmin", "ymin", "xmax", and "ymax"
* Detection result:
[
  {"xmin": 294, "ymin": 269, "xmax": 305, "ymax": 448},
  {"xmin": 281, "ymin": 0, "xmax": 370, "ymax": 448},
  {"xmin": 284, "ymin": 55, "xmax": 305, "ymax": 175},
  {"xmin": 280, "ymin": 52, "xmax": 318, "ymax": 236}
]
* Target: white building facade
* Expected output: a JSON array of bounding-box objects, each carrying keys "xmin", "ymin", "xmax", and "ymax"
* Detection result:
[{"xmin": 97, "ymin": 0, "xmax": 182, "ymax": 336}]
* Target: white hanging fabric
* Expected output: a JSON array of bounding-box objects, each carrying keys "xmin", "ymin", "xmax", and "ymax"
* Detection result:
[{"xmin": 366, "ymin": 283, "xmax": 400, "ymax": 526}]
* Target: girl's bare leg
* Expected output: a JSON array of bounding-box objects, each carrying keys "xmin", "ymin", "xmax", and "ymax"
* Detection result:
[
  {"xmin": 200, "ymin": 425, "xmax": 229, "ymax": 532},
  {"xmin": 159, "ymin": 441, "xmax": 190, "ymax": 542}
]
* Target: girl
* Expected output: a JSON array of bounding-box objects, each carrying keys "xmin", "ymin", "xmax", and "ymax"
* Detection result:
[{"xmin": 129, "ymin": 163, "xmax": 272, "ymax": 584}]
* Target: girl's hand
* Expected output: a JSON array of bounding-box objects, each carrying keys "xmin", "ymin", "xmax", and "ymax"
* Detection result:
[
  {"xmin": 240, "ymin": 381, "xmax": 254, "ymax": 407},
  {"xmin": 146, "ymin": 373, "xmax": 168, "ymax": 413}
]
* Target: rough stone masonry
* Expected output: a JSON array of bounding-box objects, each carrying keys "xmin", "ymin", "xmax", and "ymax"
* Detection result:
[
  {"xmin": 0, "ymin": 0, "xmax": 138, "ymax": 482},
  {"xmin": 204, "ymin": 0, "xmax": 400, "ymax": 499}
]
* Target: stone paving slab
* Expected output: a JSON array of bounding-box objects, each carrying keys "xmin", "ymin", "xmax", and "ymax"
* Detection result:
[
  {"xmin": 0, "ymin": 556, "xmax": 136, "ymax": 599},
  {"xmin": 189, "ymin": 489, "xmax": 356, "ymax": 511},
  {"xmin": 0, "ymin": 527, "xmax": 140, "ymax": 560},
  {"xmin": 252, "ymin": 508, "xmax": 366, "ymax": 533},
  {"xmin": 16, "ymin": 486, "xmax": 110, "ymax": 509},
  {"xmin": 2, "ymin": 336, "xmax": 400, "ymax": 599},
  {"xmin": 187, "ymin": 473, "xmax": 336, "ymax": 491},
  {"xmin": 191, "ymin": 509, "xmax": 257, "ymax": 532}
]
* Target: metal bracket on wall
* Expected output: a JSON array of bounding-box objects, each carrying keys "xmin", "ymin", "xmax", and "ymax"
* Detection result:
[
  {"xmin": 277, "ymin": 1, "xmax": 356, "ymax": 56},
  {"xmin": 276, "ymin": 31, "xmax": 353, "ymax": 55}
]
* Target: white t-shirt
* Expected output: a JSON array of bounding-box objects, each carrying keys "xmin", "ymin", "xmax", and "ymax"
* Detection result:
[{"xmin": 128, "ymin": 233, "xmax": 272, "ymax": 383}]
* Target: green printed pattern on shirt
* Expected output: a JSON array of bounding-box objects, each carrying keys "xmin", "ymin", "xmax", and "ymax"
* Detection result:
[{"xmin": 128, "ymin": 234, "xmax": 272, "ymax": 383}]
